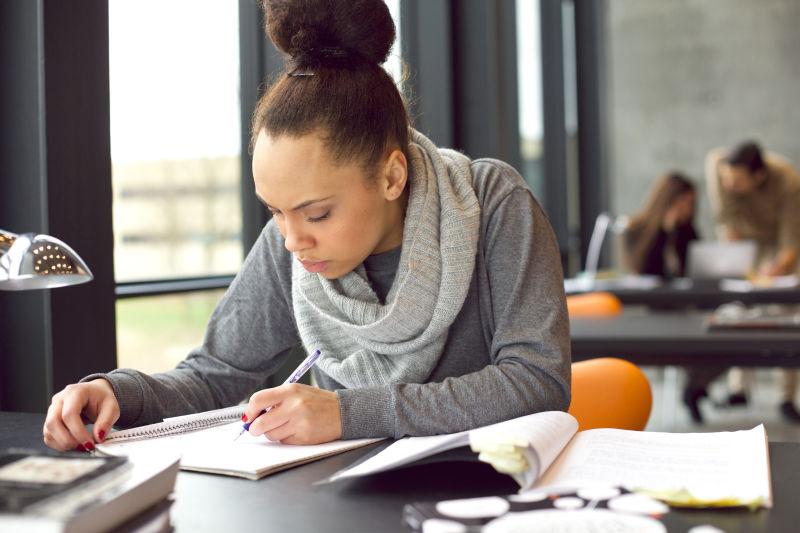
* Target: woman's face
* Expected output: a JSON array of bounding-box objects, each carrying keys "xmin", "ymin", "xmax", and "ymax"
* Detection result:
[{"xmin": 251, "ymin": 130, "xmax": 407, "ymax": 279}]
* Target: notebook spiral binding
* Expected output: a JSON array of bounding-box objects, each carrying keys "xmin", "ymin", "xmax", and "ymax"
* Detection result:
[{"xmin": 105, "ymin": 410, "xmax": 243, "ymax": 444}]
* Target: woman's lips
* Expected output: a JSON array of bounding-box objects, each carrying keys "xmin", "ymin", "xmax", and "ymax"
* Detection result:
[{"xmin": 300, "ymin": 259, "xmax": 328, "ymax": 273}]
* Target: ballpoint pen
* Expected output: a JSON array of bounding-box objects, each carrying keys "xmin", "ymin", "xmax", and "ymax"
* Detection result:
[{"xmin": 233, "ymin": 348, "xmax": 322, "ymax": 441}]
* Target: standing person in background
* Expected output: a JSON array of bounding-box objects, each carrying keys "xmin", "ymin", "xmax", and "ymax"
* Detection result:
[
  {"xmin": 623, "ymin": 172, "xmax": 698, "ymax": 279},
  {"xmin": 707, "ymin": 140, "xmax": 800, "ymax": 422},
  {"xmin": 623, "ymin": 172, "xmax": 713, "ymax": 423}
]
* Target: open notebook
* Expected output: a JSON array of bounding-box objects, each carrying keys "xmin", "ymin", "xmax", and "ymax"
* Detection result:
[
  {"xmin": 328, "ymin": 411, "xmax": 772, "ymax": 508},
  {"xmin": 95, "ymin": 406, "xmax": 381, "ymax": 480}
]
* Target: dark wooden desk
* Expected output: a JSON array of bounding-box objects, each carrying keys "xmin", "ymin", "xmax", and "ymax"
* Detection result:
[
  {"xmin": 566, "ymin": 278, "xmax": 800, "ymax": 309},
  {"xmin": 2, "ymin": 411, "xmax": 799, "ymax": 532},
  {"xmin": 571, "ymin": 310, "xmax": 800, "ymax": 367}
]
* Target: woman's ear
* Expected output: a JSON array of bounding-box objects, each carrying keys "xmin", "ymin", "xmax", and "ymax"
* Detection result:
[{"xmin": 382, "ymin": 149, "xmax": 408, "ymax": 201}]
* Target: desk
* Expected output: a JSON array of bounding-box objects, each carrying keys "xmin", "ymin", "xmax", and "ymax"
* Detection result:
[
  {"xmin": 571, "ymin": 310, "xmax": 800, "ymax": 368},
  {"xmin": 3, "ymin": 411, "xmax": 799, "ymax": 532},
  {"xmin": 566, "ymin": 278, "xmax": 800, "ymax": 309}
]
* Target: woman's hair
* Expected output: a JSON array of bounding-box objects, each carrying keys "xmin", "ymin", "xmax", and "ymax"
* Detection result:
[
  {"xmin": 726, "ymin": 141, "xmax": 766, "ymax": 174},
  {"xmin": 624, "ymin": 172, "xmax": 696, "ymax": 274},
  {"xmin": 251, "ymin": 0, "xmax": 410, "ymax": 173}
]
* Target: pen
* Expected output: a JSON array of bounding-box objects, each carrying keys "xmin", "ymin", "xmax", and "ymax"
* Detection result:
[{"xmin": 233, "ymin": 348, "xmax": 322, "ymax": 441}]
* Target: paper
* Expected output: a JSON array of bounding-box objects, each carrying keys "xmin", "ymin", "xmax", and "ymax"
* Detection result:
[
  {"xmin": 329, "ymin": 411, "xmax": 577, "ymax": 487},
  {"xmin": 98, "ymin": 421, "xmax": 381, "ymax": 480},
  {"xmin": 535, "ymin": 425, "xmax": 771, "ymax": 507}
]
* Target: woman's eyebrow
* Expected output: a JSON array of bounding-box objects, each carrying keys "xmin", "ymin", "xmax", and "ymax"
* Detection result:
[{"xmin": 256, "ymin": 195, "xmax": 334, "ymax": 211}]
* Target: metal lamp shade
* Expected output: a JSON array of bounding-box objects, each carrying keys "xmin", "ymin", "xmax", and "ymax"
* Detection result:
[{"xmin": 0, "ymin": 229, "xmax": 93, "ymax": 290}]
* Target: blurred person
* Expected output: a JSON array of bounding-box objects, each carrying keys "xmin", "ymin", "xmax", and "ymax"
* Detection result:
[
  {"xmin": 623, "ymin": 172, "xmax": 698, "ymax": 279},
  {"xmin": 622, "ymin": 172, "xmax": 716, "ymax": 423},
  {"xmin": 707, "ymin": 140, "xmax": 800, "ymax": 422}
]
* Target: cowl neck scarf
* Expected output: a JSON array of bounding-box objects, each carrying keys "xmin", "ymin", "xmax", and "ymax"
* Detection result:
[{"xmin": 291, "ymin": 129, "xmax": 480, "ymax": 388}]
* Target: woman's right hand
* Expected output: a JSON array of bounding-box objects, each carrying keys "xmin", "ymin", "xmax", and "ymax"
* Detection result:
[{"xmin": 42, "ymin": 379, "xmax": 120, "ymax": 452}]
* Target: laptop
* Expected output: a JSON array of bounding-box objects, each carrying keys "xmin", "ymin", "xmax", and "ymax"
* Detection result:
[{"xmin": 686, "ymin": 240, "xmax": 757, "ymax": 279}]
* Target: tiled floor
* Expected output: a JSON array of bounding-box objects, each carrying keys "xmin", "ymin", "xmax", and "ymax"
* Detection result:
[{"xmin": 644, "ymin": 367, "xmax": 800, "ymax": 442}]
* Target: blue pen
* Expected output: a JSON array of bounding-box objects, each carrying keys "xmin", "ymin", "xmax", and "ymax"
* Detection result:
[{"xmin": 233, "ymin": 348, "xmax": 322, "ymax": 441}]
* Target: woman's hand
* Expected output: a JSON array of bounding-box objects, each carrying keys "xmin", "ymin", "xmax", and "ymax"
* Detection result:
[
  {"xmin": 243, "ymin": 383, "xmax": 342, "ymax": 445},
  {"xmin": 42, "ymin": 379, "xmax": 120, "ymax": 451}
]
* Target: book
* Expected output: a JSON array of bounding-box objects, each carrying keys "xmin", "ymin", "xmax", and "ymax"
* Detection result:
[
  {"xmin": 327, "ymin": 411, "xmax": 772, "ymax": 509},
  {"xmin": 0, "ymin": 448, "xmax": 178, "ymax": 533},
  {"xmin": 95, "ymin": 405, "xmax": 382, "ymax": 480}
]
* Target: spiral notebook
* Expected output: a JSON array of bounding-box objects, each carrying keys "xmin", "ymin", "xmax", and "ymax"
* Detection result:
[{"xmin": 95, "ymin": 406, "xmax": 381, "ymax": 480}]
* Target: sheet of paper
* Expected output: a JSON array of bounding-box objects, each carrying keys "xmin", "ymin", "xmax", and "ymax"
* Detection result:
[
  {"xmin": 98, "ymin": 422, "xmax": 380, "ymax": 478},
  {"xmin": 536, "ymin": 425, "xmax": 771, "ymax": 507},
  {"xmin": 328, "ymin": 431, "xmax": 470, "ymax": 480}
]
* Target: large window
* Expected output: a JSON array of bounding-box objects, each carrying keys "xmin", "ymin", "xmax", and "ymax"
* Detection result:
[
  {"xmin": 109, "ymin": 0, "xmax": 243, "ymax": 371},
  {"xmin": 109, "ymin": 0, "xmax": 243, "ymax": 282},
  {"xmin": 110, "ymin": 0, "xmax": 403, "ymax": 373}
]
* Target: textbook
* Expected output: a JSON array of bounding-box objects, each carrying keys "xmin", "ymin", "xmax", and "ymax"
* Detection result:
[
  {"xmin": 0, "ymin": 448, "xmax": 178, "ymax": 533},
  {"xmin": 328, "ymin": 411, "xmax": 772, "ymax": 508},
  {"xmin": 96, "ymin": 405, "xmax": 382, "ymax": 480}
]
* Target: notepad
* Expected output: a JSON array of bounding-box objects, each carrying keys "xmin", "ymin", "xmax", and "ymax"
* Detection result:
[
  {"xmin": 328, "ymin": 411, "xmax": 773, "ymax": 509},
  {"xmin": 95, "ymin": 406, "xmax": 381, "ymax": 480}
]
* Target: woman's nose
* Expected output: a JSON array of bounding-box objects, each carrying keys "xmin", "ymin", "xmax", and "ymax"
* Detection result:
[{"xmin": 282, "ymin": 220, "xmax": 313, "ymax": 253}]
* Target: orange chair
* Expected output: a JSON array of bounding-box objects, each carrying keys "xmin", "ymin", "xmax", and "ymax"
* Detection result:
[
  {"xmin": 568, "ymin": 357, "xmax": 652, "ymax": 431},
  {"xmin": 566, "ymin": 291, "xmax": 623, "ymax": 317}
]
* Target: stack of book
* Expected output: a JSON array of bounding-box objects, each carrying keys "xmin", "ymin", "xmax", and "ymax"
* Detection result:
[{"xmin": 0, "ymin": 447, "xmax": 179, "ymax": 533}]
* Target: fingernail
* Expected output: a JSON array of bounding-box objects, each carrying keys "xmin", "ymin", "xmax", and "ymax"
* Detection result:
[
  {"xmin": 74, "ymin": 445, "xmax": 86, "ymax": 452},
  {"xmin": 83, "ymin": 441, "xmax": 95, "ymax": 451},
  {"xmin": 241, "ymin": 414, "xmax": 247, "ymax": 422},
  {"xmin": 98, "ymin": 430, "xmax": 106, "ymax": 441}
]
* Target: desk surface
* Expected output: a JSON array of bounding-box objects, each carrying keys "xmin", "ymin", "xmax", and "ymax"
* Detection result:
[
  {"xmin": 3, "ymin": 411, "xmax": 799, "ymax": 532},
  {"xmin": 566, "ymin": 278, "xmax": 800, "ymax": 309},
  {"xmin": 571, "ymin": 310, "xmax": 800, "ymax": 367}
]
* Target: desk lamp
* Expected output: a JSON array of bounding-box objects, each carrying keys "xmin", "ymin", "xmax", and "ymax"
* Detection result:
[{"xmin": 0, "ymin": 228, "xmax": 93, "ymax": 290}]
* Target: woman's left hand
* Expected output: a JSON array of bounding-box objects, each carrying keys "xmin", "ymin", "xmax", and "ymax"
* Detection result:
[{"xmin": 243, "ymin": 383, "xmax": 342, "ymax": 445}]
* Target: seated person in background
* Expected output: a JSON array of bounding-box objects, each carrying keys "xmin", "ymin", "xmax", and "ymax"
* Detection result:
[
  {"xmin": 622, "ymin": 172, "xmax": 712, "ymax": 423},
  {"xmin": 622, "ymin": 172, "xmax": 698, "ymax": 279},
  {"xmin": 706, "ymin": 140, "xmax": 800, "ymax": 422}
]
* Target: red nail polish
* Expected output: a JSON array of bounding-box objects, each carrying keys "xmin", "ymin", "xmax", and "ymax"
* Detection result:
[
  {"xmin": 98, "ymin": 430, "xmax": 106, "ymax": 441},
  {"xmin": 242, "ymin": 414, "xmax": 247, "ymax": 422},
  {"xmin": 83, "ymin": 441, "xmax": 95, "ymax": 451},
  {"xmin": 74, "ymin": 445, "xmax": 86, "ymax": 452}
]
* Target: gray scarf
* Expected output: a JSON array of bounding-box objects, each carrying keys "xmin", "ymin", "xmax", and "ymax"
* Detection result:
[{"xmin": 291, "ymin": 129, "xmax": 480, "ymax": 388}]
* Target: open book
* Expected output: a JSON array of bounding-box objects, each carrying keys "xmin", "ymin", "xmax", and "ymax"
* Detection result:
[
  {"xmin": 96, "ymin": 405, "xmax": 381, "ymax": 480},
  {"xmin": 328, "ymin": 411, "xmax": 772, "ymax": 508}
]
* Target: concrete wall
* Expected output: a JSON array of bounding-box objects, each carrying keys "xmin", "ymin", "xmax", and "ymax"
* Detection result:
[{"xmin": 605, "ymin": 0, "xmax": 800, "ymax": 239}]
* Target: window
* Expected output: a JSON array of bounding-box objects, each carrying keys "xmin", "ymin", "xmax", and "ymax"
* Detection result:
[
  {"xmin": 109, "ymin": 0, "xmax": 242, "ymax": 371},
  {"xmin": 516, "ymin": 0, "xmax": 544, "ymax": 199},
  {"xmin": 109, "ymin": 0, "xmax": 243, "ymax": 282},
  {"xmin": 110, "ymin": 1, "xmax": 403, "ymax": 373}
]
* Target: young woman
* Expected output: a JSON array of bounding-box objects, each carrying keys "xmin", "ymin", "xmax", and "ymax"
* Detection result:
[
  {"xmin": 623, "ymin": 172, "xmax": 698, "ymax": 279},
  {"xmin": 43, "ymin": 0, "xmax": 570, "ymax": 451}
]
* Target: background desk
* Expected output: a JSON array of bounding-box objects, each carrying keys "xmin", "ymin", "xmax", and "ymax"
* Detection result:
[
  {"xmin": 571, "ymin": 310, "xmax": 800, "ymax": 368},
  {"xmin": 3, "ymin": 411, "xmax": 799, "ymax": 532},
  {"xmin": 566, "ymin": 278, "xmax": 800, "ymax": 309}
]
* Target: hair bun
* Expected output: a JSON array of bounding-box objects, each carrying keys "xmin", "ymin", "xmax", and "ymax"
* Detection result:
[{"xmin": 265, "ymin": 0, "xmax": 396, "ymax": 66}]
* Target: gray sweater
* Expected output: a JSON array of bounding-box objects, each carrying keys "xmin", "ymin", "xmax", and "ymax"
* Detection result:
[{"xmin": 87, "ymin": 158, "xmax": 571, "ymax": 439}]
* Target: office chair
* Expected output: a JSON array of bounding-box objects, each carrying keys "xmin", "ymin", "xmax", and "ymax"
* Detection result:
[
  {"xmin": 569, "ymin": 357, "xmax": 652, "ymax": 431},
  {"xmin": 566, "ymin": 291, "xmax": 623, "ymax": 317}
]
